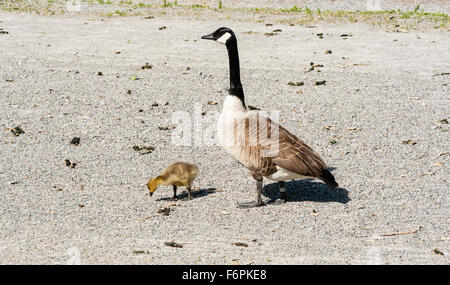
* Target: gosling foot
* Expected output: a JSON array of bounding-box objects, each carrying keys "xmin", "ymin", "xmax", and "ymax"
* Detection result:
[{"xmin": 186, "ymin": 187, "xmax": 193, "ymax": 200}]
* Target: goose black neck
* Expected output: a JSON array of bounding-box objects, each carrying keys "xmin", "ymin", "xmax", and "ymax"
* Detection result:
[{"xmin": 226, "ymin": 38, "xmax": 245, "ymax": 107}]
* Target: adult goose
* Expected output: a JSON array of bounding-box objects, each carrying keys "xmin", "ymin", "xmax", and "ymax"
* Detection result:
[{"xmin": 201, "ymin": 27, "xmax": 338, "ymax": 208}]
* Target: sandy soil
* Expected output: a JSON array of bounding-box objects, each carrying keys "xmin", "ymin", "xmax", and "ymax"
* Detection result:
[{"xmin": 0, "ymin": 6, "xmax": 449, "ymax": 264}]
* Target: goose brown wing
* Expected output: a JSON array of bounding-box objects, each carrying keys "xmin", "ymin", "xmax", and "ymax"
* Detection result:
[
  {"xmin": 240, "ymin": 111, "xmax": 327, "ymax": 178},
  {"xmin": 271, "ymin": 125, "xmax": 327, "ymax": 178},
  {"xmin": 229, "ymin": 111, "xmax": 330, "ymax": 180}
]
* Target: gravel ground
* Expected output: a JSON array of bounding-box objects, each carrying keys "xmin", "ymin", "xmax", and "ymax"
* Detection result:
[{"xmin": 0, "ymin": 7, "xmax": 449, "ymax": 264}]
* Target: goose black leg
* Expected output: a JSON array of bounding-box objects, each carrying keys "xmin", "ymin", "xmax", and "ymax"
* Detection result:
[
  {"xmin": 172, "ymin": 185, "xmax": 178, "ymax": 200},
  {"xmin": 238, "ymin": 178, "xmax": 265, "ymax": 208},
  {"xmin": 279, "ymin": 181, "xmax": 287, "ymax": 202},
  {"xmin": 186, "ymin": 186, "xmax": 193, "ymax": 199},
  {"xmin": 271, "ymin": 181, "xmax": 287, "ymax": 205}
]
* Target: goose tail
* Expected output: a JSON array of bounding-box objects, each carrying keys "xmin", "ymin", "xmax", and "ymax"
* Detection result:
[{"xmin": 319, "ymin": 169, "xmax": 338, "ymax": 189}]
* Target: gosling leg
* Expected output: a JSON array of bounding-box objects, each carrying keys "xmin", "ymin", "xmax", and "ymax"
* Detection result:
[
  {"xmin": 172, "ymin": 185, "xmax": 178, "ymax": 200},
  {"xmin": 238, "ymin": 178, "xmax": 265, "ymax": 208},
  {"xmin": 186, "ymin": 186, "xmax": 193, "ymax": 200}
]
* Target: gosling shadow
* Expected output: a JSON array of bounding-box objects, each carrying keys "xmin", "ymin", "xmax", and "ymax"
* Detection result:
[
  {"xmin": 155, "ymin": 188, "xmax": 218, "ymax": 201},
  {"xmin": 262, "ymin": 179, "xmax": 350, "ymax": 204}
]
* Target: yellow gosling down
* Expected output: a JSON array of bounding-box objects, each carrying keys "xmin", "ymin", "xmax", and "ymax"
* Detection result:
[{"xmin": 147, "ymin": 162, "xmax": 199, "ymax": 200}]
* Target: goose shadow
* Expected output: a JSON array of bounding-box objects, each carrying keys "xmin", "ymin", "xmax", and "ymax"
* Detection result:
[
  {"xmin": 262, "ymin": 180, "xmax": 350, "ymax": 204},
  {"xmin": 155, "ymin": 188, "xmax": 218, "ymax": 201}
]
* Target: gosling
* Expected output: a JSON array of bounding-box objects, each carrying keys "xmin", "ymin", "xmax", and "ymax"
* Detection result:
[{"xmin": 147, "ymin": 162, "xmax": 199, "ymax": 200}]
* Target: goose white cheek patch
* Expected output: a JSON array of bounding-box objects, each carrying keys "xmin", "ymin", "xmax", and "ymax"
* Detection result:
[{"xmin": 216, "ymin": 32, "xmax": 232, "ymax": 44}]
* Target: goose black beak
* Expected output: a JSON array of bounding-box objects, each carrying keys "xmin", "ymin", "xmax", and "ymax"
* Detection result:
[
  {"xmin": 149, "ymin": 192, "xmax": 153, "ymax": 197},
  {"xmin": 201, "ymin": 33, "xmax": 215, "ymax": 40}
]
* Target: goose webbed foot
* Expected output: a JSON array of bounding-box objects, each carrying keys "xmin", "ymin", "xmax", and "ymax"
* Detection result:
[
  {"xmin": 271, "ymin": 198, "xmax": 287, "ymax": 205},
  {"xmin": 238, "ymin": 178, "xmax": 265, "ymax": 208},
  {"xmin": 271, "ymin": 181, "xmax": 288, "ymax": 204},
  {"xmin": 238, "ymin": 201, "xmax": 266, "ymax": 208},
  {"xmin": 276, "ymin": 191, "xmax": 288, "ymax": 203}
]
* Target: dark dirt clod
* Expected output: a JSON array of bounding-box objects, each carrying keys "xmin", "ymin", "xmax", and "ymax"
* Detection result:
[
  {"xmin": 314, "ymin": 80, "xmax": 326, "ymax": 85},
  {"xmin": 273, "ymin": 29, "xmax": 282, "ymax": 33},
  {"xmin": 151, "ymin": 101, "xmax": 169, "ymax": 107},
  {"xmin": 132, "ymin": 250, "xmax": 149, "ymax": 254},
  {"xmin": 158, "ymin": 207, "xmax": 171, "ymax": 216},
  {"xmin": 402, "ymin": 140, "xmax": 417, "ymax": 145},
  {"xmin": 288, "ymin": 81, "xmax": 304, "ymax": 86},
  {"xmin": 97, "ymin": 72, "xmax": 103, "ymax": 76},
  {"xmin": 11, "ymin": 126, "xmax": 25, "ymax": 136},
  {"xmin": 231, "ymin": 242, "xmax": 249, "ymax": 247},
  {"xmin": 433, "ymin": 248, "xmax": 444, "ymax": 256},
  {"xmin": 141, "ymin": 63, "xmax": 152, "ymax": 69},
  {"xmin": 65, "ymin": 159, "xmax": 77, "ymax": 168},
  {"xmin": 158, "ymin": 126, "xmax": 175, "ymax": 131},
  {"xmin": 164, "ymin": 241, "xmax": 183, "ymax": 248},
  {"xmin": 132, "ymin": 145, "xmax": 155, "ymax": 155},
  {"xmin": 70, "ymin": 137, "xmax": 80, "ymax": 146}
]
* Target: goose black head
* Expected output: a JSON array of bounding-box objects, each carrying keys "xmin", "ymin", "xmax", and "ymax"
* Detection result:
[
  {"xmin": 201, "ymin": 27, "xmax": 245, "ymax": 105},
  {"xmin": 201, "ymin": 27, "xmax": 236, "ymax": 45}
]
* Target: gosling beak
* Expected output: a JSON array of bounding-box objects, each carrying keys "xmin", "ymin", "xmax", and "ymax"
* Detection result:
[
  {"xmin": 201, "ymin": 33, "xmax": 215, "ymax": 40},
  {"xmin": 149, "ymin": 192, "xmax": 153, "ymax": 197}
]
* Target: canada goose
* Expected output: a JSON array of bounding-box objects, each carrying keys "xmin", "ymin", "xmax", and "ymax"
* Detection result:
[
  {"xmin": 147, "ymin": 162, "xmax": 199, "ymax": 200},
  {"xmin": 201, "ymin": 27, "xmax": 338, "ymax": 208}
]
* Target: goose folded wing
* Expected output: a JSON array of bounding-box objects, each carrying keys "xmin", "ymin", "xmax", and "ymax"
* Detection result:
[
  {"xmin": 245, "ymin": 113, "xmax": 327, "ymax": 177},
  {"xmin": 272, "ymin": 126, "xmax": 327, "ymax": 177}
]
